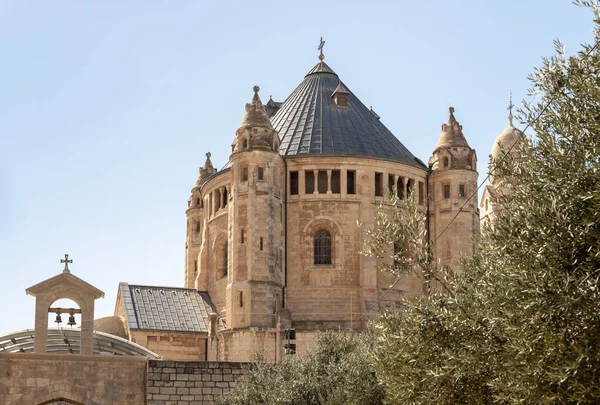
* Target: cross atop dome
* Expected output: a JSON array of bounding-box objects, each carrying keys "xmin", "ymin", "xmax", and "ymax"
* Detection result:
[
  {"xmin": 318, "ymin": 37, "xmax": 325, "ymax": 61},
  {"xmin": 507, "ymin": 91, "xmax": 515, "ymax": 126}
]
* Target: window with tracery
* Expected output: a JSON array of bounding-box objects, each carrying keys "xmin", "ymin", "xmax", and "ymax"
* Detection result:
[{"xmin": 314, "ymin": 229, "xmax": 332, "ymax": 265}]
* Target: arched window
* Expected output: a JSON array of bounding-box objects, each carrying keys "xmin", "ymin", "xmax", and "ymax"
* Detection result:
[
  {"xmin": 217, "ymin": 241, "xmax": 228, "ymax": 279},
  {"xmin": 314, "ymin": 230, "xmax": 332, "ymax": 265}
]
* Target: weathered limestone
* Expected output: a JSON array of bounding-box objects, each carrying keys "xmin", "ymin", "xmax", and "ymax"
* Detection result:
[
  {"xmin": 428, "ymin": 108, "xmax": 480, "ymax": 271},
  {"xmin": 0, "ymin": 352, "xmax": 146, "ymax": 405},
  {"xmin": 26, "ymin": 270, "xmax": 104, "ymax": 355},
  {"xmin": 146, "ymin": 360, "xmax": 247, "ymax": 405}
]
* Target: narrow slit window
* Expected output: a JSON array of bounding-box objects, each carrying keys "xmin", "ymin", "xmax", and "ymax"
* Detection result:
[
  {"xmin": 242, "ymin": 167, "xmax": 248, "ymax": 182},
  {"xmin": 397, "ymin": 177, "xmax": 404, "ymax": 199},
  {"xmin": 443, "ymin": 184, "xmax": 450, "ymax": 199},
  {"xmin": 258, "ymin": 167, "xmax": 264, "ymax": 181},
  {"xmin": 331, "ymin": 170, "xmax": 341, "ymax": 193},
  {"xmin": 418, "ymin": 182, "xmax": 424, "ymax": 205},
  {"xmin": 375, "ymin": 172, "xmax": 383, "ymax": 197},
  {"xmin": 407, "ymin": 179, "xmax": 414, "ymax": 197},
  {"xmin": 241, "ymin": 229, "xmax": 245, "ymax": 244},
  {"xmin": 346, "ymin": 170, "xmax": 355, "ymax": 194},
  {"xmin": 223, "ymin": 243, "xmax": 228, "ymax": 276},
  {"xmin": 459, "ymin": 184, "xmax": 465, "ymax": 198},
  {"xmin": 305, "ymin": 171, "xmax": 315, "ymax": 194},
  {"xmin": 259, "ymin": 237, "xmax": 263, "ymax": 251},
  {"xmin": 317, "ymin": 171, "xmax": 328, "ymax": 193},
  {"xmin": 290, "ymin": 171, "xmax": 299, "ymax": 195},
  {"xmin": 239, "ymin": 291, "xmax": 243, "ymax": 307},
  {"xmin": 196, "ymin": 221, "xmax": 200, "ymax": 232}
]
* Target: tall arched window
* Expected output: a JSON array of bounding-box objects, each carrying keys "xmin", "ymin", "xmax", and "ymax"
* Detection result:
[
  {"xmin": 314, "ymin": 229, "xmax": 332, "ymax": 265},
  {"xmin": 217, "ymin": 241, "xmax": 228, "ymax": 279}
]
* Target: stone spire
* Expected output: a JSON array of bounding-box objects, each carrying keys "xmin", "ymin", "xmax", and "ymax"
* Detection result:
[
  {"xmin": 434, "ymin": 107, "xmax": 471, "ymax": 152},
  {"xmin": 195, "ymin": 152, "xmax": 217, "ymax": 187},
  {"xmin": 238, "ymin": 86, "xmax": 273, "ymax": 131}
]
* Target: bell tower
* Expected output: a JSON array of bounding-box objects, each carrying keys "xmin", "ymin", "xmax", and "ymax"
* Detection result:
[
  {"xmin": 226, "ymin": 86, "xmax": 284, "ymax": 330},
  {"xmin": 26, "ymin": 255, "xmax": 105, "ymax": 355},
  {"xmin": 428, "ymin": 107, "xmax": 479, "ymax": 270}
]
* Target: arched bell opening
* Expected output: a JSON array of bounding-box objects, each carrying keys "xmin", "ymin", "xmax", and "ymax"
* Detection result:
[
  {"xmin": 47, "ymin": 298, "xmax": 82, "ymax": 354},
  {"xmin": 48, "ymin": 298, "xmax": 81, "ymax": 329}
]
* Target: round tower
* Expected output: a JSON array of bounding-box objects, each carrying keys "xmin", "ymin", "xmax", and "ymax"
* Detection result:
[
  {"xmin": 184, "ymin": 153, "xmax": 216, "ymax": 289},
  {"xmin": 428, "ymin": 107, "xmax": 479, "ymax": 270},
  {"xmin": 480, "ymin": 107, "xmax": 525, "ymax": 226},
  {"xmin": 226, "ymin": 86, "xmax": 284, "ymax": 330}
]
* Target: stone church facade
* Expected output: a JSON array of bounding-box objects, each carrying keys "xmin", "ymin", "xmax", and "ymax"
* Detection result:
[
  {"xmin": 0, "ymin": 50, "xmax": 525, "ymax": 405},
  {"xmin": 129, "ymin": 53, "xmax": 483, "ymax": 363}
]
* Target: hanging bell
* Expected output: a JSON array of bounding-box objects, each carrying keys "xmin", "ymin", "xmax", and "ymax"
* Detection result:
[
  {"xmin": 55, "ymin": 313, "xmax": 62, "ymax": 324},
  {"xmin": 67, "ymin": 315, "xmax": 76, "ymax": 326}
]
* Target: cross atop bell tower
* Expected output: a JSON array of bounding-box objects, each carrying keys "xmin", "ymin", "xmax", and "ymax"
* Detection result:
[{"xmin": 61, "ymin": 254, "xmax": 73, "ymax": 273}]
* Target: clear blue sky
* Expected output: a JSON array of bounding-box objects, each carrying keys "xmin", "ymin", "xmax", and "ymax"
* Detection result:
[{"xmin": 0, "ymin": 0, "xmax": 594, "ymax": 334}]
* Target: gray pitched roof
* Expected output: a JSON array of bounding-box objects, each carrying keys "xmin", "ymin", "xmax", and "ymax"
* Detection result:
[
  {"xmin": 119, "ymin": 283, "xmax": 216, "ymax": 333},
  {"xmin": 272, "ymin": 61, "xmax": 426, "ymax": 168}
]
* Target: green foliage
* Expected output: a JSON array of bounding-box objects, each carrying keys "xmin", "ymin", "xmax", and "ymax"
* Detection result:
[
  {"xmin": 366, "ymin": 3, "xmax": 600, "ymax": 403},
  {"xmin": 218, "ymin": 331, "xmax": 384, "ymax": 405}
]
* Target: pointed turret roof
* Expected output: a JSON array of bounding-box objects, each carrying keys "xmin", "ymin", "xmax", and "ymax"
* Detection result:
[
  {"xmin": 271, "ymin": 61, "xmax": 425, "ymax": 168},
  {"xmin": 238, "ymin": 86, "xmax": 273, "ymax": 131},
  {"xmin": 434, "ymin": 107, "xmax": 471, "ymax": 152},
  {"xmin": 195, "ymin": 152, "xmax": 217, "ymax": 188}
]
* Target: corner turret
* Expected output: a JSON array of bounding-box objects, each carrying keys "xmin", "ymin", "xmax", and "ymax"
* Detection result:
[
  {"xmin": 232, "ymin": 86, "xmax": 280, "ymax": 154},
  {"xmin": 428, "ymin": 107, "xmax": 479, "ymax": 270},
  {"xmin": 185, "ymin": 152, "xmax": 217, "ymax": 288},
  {"xmin": 220, "ymin": 86, "xmax": 285, "ymax": 360}
]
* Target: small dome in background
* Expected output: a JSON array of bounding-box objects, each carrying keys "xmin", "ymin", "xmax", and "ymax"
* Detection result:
[
  {"xmin": 94, "ymin": 316, "xmax": 128, "ymax": 339},
  {"xmin": 491, "ymin": 114, "xmax": 524, "ymax": 160}
]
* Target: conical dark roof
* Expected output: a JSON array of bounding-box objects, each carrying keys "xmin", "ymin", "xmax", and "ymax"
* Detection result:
[{"xmin": 271, "ymin": 61, "xmax": 425, "ymax": 168}]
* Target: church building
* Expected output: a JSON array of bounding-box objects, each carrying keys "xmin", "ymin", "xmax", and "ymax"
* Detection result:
[
  {"xmin": 0, "ymin": 45, "xmax": 526, "ymax": 404},
  {"xmin": 1, "ymin": 45, "xmax": 526, "ymax": 372},
  {"xmin": 106, "ymin": 48, "xmax": 482, "ymax": 363}
]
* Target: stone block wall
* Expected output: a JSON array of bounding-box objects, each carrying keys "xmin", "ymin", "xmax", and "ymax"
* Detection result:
[
  {"xmin": 0, "ymin": 352, "xmax": 147, "ymax": 405},
  {"xmin": 131, "ymin": 331, "xmax": 208, "ymax": 361},
  {"xmin": 146, "ymin": 360, "xmax": 247, "ymax": 405}
]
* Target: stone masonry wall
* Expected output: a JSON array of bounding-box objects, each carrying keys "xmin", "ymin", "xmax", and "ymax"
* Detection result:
[
  {"xmin": 146, "ymin": 360, "xmax": 247, "ymax": 405},
  {"xmin": 0, "ymin": 352, "xmax": 147, "ymax": 405}
]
